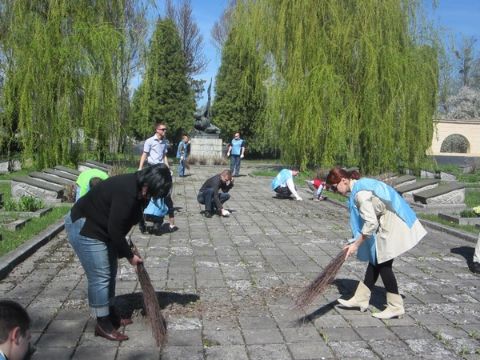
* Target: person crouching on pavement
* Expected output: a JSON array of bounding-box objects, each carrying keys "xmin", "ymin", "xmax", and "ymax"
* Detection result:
[
  {"xmin": 197, "ymin": 169, "xmax": 234, "ymax": 218},
  {"xmin": 305, "ymin": 169, "xmax": 327, "ymax": 201},
  {"xmin": 64, "ymin": 164, "xmax": 172, "ymax": 341},
  {"xmin": 326, "ymin": 166, "xmax": 427, "ymax": 319},
  {"xmin": 139, "ymin": 195, "xmax": 178, "ymax": 235},
  {"xmin": 271, "ymin": 167, "xmax": 302, "ymax": 200}
]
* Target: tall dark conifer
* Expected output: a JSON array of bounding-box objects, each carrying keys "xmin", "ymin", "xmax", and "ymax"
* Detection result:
[
  {"xmin": 212, "ymin": 30, "xmax": 266, "ymax": 146},
  {"xmin": 138, "ymin": 18, "xmax": 194, "ymax": 141}
]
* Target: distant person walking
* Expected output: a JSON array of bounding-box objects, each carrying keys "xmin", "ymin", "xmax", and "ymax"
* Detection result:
[
  {"xmin": 326, "ymin": 166, "xmax": 427, "ymax": 319},
  {"xmin": 64, "ymin": 165, "xmax": 172, "ymax": 341},
  {"xmin": 197, "ymin": 170, "xmax": 234, "ymax": 218},
  {"xmin": 138, "ymin": 122, "xmax": 169, "ymax": 170},
  {"xmin": 0, "ymin": 300, "xmax": 32, "ymax": 360},
  {"xmin": 176, "ymin": 134, "xmax": 190, "ymax": 177},
  {"xmin": 227, "ymin": 132, "xmax": 245, "ymax": 177},
  {"xmin": 271, "ymin": 168, "xmax": 302, "ymax": 201}
]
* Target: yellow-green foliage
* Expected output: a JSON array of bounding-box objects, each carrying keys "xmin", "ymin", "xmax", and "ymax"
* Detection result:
[
  {"xmin": 229, "ymin": 0, "xmax": 439, "ymax": 173},
  {"xmin": 0, "ymin": 1, "xmax": 125, "ymax": 168}
]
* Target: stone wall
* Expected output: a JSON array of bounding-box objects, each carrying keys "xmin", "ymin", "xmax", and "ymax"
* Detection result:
[{"xmin": 190, "ymin": 137, "xmax": 223, "ymax": 160}]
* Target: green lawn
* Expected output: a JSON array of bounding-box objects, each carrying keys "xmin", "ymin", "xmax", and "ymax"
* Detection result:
[{"xmin": 0, "ymin": 205, "xmax": 71, "ymax": 257}]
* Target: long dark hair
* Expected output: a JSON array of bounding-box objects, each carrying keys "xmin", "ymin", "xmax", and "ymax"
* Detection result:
[
  {"xmin": 137, "ymin": 164, "xmax": 172, "ymax": 199},
  {"xmin": 326, "ymin": 166, "xmax": 361, "ymax": 186}
]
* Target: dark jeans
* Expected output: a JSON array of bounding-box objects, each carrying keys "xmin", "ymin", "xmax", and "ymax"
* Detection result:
[
  {"xmin": 230, "ymin": 155, "xmax": 241, "ymax": 176},
  {"xmin": 363, "ymin": 259, "xmax": 398, "ymax": 294},
  {"xmin": 197, "ymin": 189, "xmax": 230, "ymax": 213},
  {"xmin": 274, "ymin": 186, "xmax": 292, "ymax": 198}
]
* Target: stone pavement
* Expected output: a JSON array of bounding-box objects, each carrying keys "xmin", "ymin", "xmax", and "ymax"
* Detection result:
[{"xmin": 0, "ymin": 165, "xmax": 479, "ymax": 360}]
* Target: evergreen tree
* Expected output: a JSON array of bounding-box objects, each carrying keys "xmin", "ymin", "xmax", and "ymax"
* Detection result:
[
  {"xmin": 212, "ymin": 30, "xmax": 266, "ymax": 146},
  {"xmin": 228, "ymin": 0, "xmax": 439, "ymax": 173},
  {"xmin": 137, "ymin": 18, "xmax": 195, "ymax": 141}
]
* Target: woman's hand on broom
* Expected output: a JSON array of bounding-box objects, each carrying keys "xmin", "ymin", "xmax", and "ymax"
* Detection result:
[
  {"xmin": 343, "ymin": 242, "xmax": 358, "ymax": 259},
  {"xmin": 343, "ymin": 234, "xmax": 368, "ymax": 259},
  {"xmin": 129, "ymin": 254, "xmax": 143, "ymax": 266}
]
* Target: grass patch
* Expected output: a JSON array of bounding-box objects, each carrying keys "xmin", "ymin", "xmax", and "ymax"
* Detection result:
[
  {"xmin": 418, "ymin": 213, "xmax": 479, "ymax": 234},
  {"xmin": 0, "ymin": 182, "xmax": 11, "ymax": 203},
  {"xmin": 0, "ymin": 206, "xmax": 70, "ymax": 257},
  {"xmin": 465, "ymin": 190, "xmax": 480, "ymax": 208},
  {"xmin": 0, "ymin": 167, "xmax": 36, "ymax": 181}
]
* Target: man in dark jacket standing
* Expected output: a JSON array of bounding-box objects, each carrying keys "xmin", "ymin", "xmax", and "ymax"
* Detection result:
[{"xmin": 197, "ymin": 170, "xmax": 234, "ymax": 218}]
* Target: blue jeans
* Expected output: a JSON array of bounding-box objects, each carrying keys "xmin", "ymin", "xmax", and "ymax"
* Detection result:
[
  {"xmin": 178, "ymin": 158, "xmax": 186, "ymax": 177},
  {"xmin": 197, "ymin": 189, "xmax": 230, "ymax": 213},
  {"xmin": 64, "ymin": 212, "xmax": 117, "ymax": 317},
  {"xmin": 230, "ymin": 155, "xmax": 241, "ymax": 176}
]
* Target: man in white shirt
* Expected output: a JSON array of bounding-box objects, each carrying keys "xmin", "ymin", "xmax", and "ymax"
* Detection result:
[{"xmin": 138, "ymin": 122, "xmax": 170, "ymax": 170}]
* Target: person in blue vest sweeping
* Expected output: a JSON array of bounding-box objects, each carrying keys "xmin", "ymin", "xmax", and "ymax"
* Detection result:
[
  {"xmin": 326, "ymin": 166, "xmax": 427, "ymax": 319},
  {"xmin": 226, "ymin": 132, "xmax": 245, "ymax": 177}
]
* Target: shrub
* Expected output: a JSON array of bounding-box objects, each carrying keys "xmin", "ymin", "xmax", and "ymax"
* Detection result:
[
  {"xmin": 460, "ymin": 209, "xmax": 480, "ymax": 218},
  {"xmin": 213, "ymin": 157, "xmax": 228, "ymax": 166},
  {"xmin": 4, "ymin": 196, "xmax": 44, "ymax": 212}
]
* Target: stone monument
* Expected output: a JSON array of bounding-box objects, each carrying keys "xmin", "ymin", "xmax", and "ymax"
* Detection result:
[{"xmin": 190, "ymin": 81, "xmax": 223, "ymax": 161}]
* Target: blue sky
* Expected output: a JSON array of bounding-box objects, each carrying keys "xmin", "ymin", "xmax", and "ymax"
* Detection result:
[{"xmin": 147, "ymin": 0, "xmax": 480, "ymax": 106}]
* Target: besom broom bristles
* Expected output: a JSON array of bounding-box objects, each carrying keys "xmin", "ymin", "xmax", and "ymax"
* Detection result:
[
  {"xmin": 295, "ymin": 248, "xmax": 348, "ymax": 309},
  {"xmin": 132, "ymin": 244, "xmax": 167, "ymax": 346}
]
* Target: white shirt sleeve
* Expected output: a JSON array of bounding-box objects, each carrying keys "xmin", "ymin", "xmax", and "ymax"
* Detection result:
[{"xmin": 286, "ymin": 177, "xmax": 301, "ymax": 200}]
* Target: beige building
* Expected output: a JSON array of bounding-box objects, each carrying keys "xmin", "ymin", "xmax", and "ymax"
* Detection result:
[{"xmin": 428, "ymin": 119, "xmax": 480, "ymax": 156}]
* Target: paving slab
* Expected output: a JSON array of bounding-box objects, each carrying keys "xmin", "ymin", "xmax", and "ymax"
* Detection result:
[{"xmin": 1, "ymin": 165, "xmax": 479, "ymax": 359}]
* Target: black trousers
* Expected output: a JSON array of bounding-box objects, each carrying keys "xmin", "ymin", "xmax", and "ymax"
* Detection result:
[
  {"xmin": 274, "ymin": 186, "xmax": 291, "ymax": 198},
  {"xmin": 197, "ymin": 189, "xmax": 230, "ymax": 213},
  {"xmin": 363, "ymin": 259, "xmax": 399, "ymax": 294}
]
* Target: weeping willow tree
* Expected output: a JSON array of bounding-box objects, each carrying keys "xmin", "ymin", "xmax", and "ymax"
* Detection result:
[
  {"xmin": 228, "ymin": 0, "xmax": 439, "ymax": 173},
  {"xmin": 0, "ymin": 1, "xmax": 128, "ymax": 167}
]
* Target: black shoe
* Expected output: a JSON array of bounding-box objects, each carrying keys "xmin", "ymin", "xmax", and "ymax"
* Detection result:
[
  {"xmin": 472, "ymin": 262, "xmax": 480, "ymax": 274},
  {"xmin": 204, "ymin": 211, "xmax": 212, "ymax": 218},
  {"xmin": 138, "ymin": 222, "xmax": 146, "ymax": 234}
]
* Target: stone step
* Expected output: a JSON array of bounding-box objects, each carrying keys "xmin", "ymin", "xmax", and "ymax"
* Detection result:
[
  {"xmin": 43, "ymin": 168, "xmax": 78, "ymax": 182},
  {"xmin": 78, "ymin": 160, "xmax": 111, "ymax": 173},
  {"xmin": 86, "ymin": 159, "xmax": 113, "ymax": 170},
  {"xmin": 391, "ymin": 175, "xmax": 416, "ymax": 188},
  {"xmin": 413, "ymin": 183, "xmax": 465, "ymax": 205},
  {"xmin": 11, "ymin": 176, "xmax": 63, "ymax": 203},
  {"xmin": 29, "ymin": 172, "xmax": 75, "ymax": 186},
  {"xmin": 54, "ymin": 165, "xmax": 81, "ymax": 176},
  {"xmin": 396, "ymin": 179, "xmax": 440, "ymax": 199}
]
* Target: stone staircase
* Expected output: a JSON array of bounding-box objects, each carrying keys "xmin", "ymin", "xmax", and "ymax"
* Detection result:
[
  {"xmin": 10, "ymin": 160, "xmax": 110, "ymax": 204},
  {"xmin": 386, "ymin": 174, "xmax": 466, "ymax": 214}
]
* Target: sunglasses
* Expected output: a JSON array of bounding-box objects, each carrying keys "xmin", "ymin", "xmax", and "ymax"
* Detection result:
[{"xmin": 330, "ymin": 184, "xmax": 338, "ymax": 192}]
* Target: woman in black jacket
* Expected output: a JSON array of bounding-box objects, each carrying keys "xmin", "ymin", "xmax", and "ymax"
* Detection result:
[{"xmin": 64, "ymin": 164, "xmax": 172, "ymax": 341}]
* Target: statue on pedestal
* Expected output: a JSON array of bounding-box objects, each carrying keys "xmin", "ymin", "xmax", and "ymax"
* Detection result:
[{"xmin": 193, "ymin": 80, "xmax": 220, "ymax": 136}]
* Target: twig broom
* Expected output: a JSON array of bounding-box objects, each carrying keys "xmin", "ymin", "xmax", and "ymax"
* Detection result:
[
  {"xmin": 295, "ymin": 248, "xmax": 348, "ymax": 310},
  {"xmin": 129, "ymin": 235, "xmax": 167, "ymax": 346}
]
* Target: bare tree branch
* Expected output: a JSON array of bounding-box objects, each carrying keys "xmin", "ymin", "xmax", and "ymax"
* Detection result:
[{"xmin": 211, "ymin": 0, "xmax": 236, "ymax": 51}]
